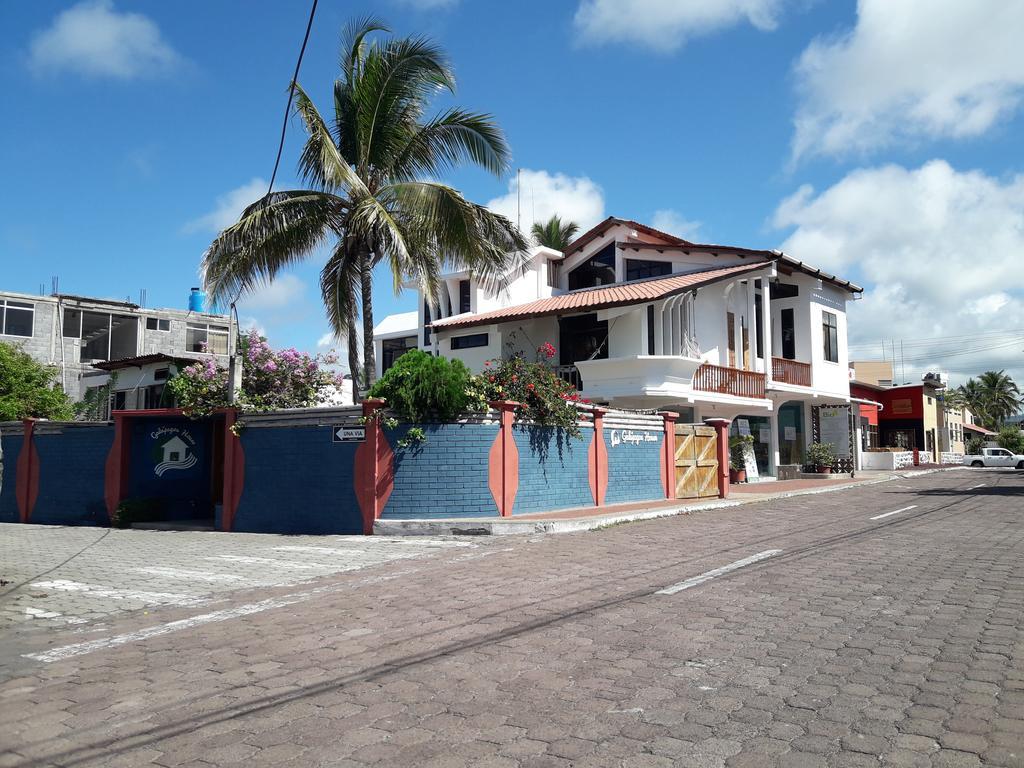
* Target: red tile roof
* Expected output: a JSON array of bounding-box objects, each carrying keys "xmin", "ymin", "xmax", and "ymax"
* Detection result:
[{"xmin": 431, "ymin": 262, "xmax": 766, "ymax": 331}]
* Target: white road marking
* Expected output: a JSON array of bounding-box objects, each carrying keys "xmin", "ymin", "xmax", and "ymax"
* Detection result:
[
  {"xmin": 656, "ymin": 550, "xmax": 782, "ymax": 595},
  {"xmin": 869, "ymin": 505, "xmax": 917, "ymax": 521},
  {"xmin": 24, "ymin": 607, "xmax": 62, "ymax": 619},
  {"xmin": 967, "ymin": 483, "xmax": 986, "ymax": 490},
  {"xmin": 133, "ymin": 567, "xmax": 246, "ymax": 583},
  {"xmin": 206, "ymin": 555, "xmax": 337, "ymax": 570},
  {"xmin": 30, "ymin": 580, "xmax": 205, "ymax": 606}
]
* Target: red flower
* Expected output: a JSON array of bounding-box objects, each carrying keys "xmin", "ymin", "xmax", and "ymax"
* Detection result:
[
  {"xmin": 488, "ymin": 375, "xmax": 495, "ymax": 382},
  {"xmin": 582, "ymin": 398, "xmax": 591, "ymax": 404},
  {"xmin": 527, "ymin": 383, "xmax": 535, "ymax": 390},
  {"xmin": 511, "ymin": 375, "xmax": 518, "ymax": 382},
  {"xmin": 484, "ymin": 360, "xmax": 491, "ymax": 366}
]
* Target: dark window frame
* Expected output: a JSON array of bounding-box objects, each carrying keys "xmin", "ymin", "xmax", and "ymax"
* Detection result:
[
  {"xmin": 146, "ymin": 317, "xmax": 170, "ymax": 332},
  {"xmin": 567, "ymin": 242, "xmax": 617, "ymax": 290},
  {"xmin": 822, "ymin": 311, "xmax": 839, "ymax": 363},
  {"xmin": 625, "ymin": 258, "xmax": 672, "ymax": 282},
  {"xmin": 646, "ymin": 305, "xmax": 655, "ymax": 355},
  {"xmin": 0, "ymin": 299, "xmax": 35, "ymax": 338},
  {"xmin": 458, "ymin": 279, "xmax": 471, "ymax": 314},
  {"xmin": 450, "ymin": 332, "xmax": 489, "ymax": 350}
]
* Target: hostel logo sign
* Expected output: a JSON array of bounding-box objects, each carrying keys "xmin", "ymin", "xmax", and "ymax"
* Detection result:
[
  {"xmin": 609, "ymin": 429, "xmax": 659, "ymax": 448},
  {"xmin": 151, "ymin": 426, "xmax": 198, "ymax": 477}
]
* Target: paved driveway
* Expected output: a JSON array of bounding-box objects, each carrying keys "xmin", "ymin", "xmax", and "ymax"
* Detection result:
[{"xmin": 1, "ymin": 468, "xmax": 1023, "ymax": 767}]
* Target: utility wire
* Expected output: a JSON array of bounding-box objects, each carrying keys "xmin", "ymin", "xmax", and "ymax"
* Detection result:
[{"xmin": 267, "ymin": 0, "xmax": 319, "ymax": 196}]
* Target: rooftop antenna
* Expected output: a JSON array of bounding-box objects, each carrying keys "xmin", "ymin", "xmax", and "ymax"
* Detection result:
[
  {"xmin": 900, "ymin": 339, "xmax": 907, "ymax": 384},
  {"xmin": 39, "ymin": 282, "xmax": 44, "ymax": 296},
  {"xmin": 51, "ymin": 275, "xmax": 59, "ymax": 295},
  {"xmin": 139, "ymin": 288, "xmax": 147, "ymax": 308}
]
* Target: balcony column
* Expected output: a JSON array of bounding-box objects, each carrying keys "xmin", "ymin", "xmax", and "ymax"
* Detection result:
[
  {"xmin": 745, "ymin": 278, "xmax": 756, "ymax": 371},
  {"xmin": 761, "ymin": 274, "xmax": 773, "ymax": 382}
]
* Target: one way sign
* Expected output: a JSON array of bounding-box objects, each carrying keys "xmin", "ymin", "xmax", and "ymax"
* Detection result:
[{"xmin": 332, "ymin": 425, "xmax": 366, "ymax": 443}]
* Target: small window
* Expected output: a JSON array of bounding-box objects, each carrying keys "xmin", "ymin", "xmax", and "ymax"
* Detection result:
[
  {"xmin": 822, "ymin": 311, "xmax": 839, "ymax": 363},
  {"xmin": 458, "ymin": 279, "xmax": 471, "ymax": 314},
  {"xmin": 0, "ymin": 299, "xmax": 34, "ymax": 337},
  {"xmin": 153, "ymin": 368, "xmax": 170, "ymax": 381},
  {"xmin": 451, "ymin": 333, "xmax": 489, "ymax": 350},
  {"xmin": 423, "ymin": 301, "xmax": 432, "ymax": 346},
  {"xmin": 646, "ymin": 305, "xmax": 655, "ymax": 355},
  {"xmin": 63, "ymin": 308, "xmax": 83, "ymax": 338},
  {"xmin": 146, "ymin": 317, "xmax": 170, "ymax": 331},
  {"xmin": 626, "ymin": 259, "xmax": 672, "ymax": 282},
  {"xmin": 186, "ymin": 323, "xmax": 229, "ymax": 354}
]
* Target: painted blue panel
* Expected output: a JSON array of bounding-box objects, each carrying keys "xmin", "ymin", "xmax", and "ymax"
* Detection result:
[
  {"xmin": 234, "ymin": 425, "xmax": 361, "ymax": 534},
  {"xmin": 128, "ymin": 418, "xmax": 215, "ymax": 519},
  {"xmin": 512, "ymin": 425, "xmax": 593, "ymax": 515},
  {"xmin": 33, "ymin": 427, "xmax": 114, "ymax": 526},
  {"xmin": 605, "ymin": 428, "xmax": 664, "ymax": 504},
  {"xmin": 0, "ymin": 433, "xmax": 24, "ymax": 523},
  {"xmin": 384, "ymin": 423, "xmax": 498, "ymax": 519}
]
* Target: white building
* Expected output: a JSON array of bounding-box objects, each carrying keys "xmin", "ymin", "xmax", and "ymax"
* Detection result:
[{"xmin": 374, "ymin": 217, "xmax": 864, "ymax": 479}]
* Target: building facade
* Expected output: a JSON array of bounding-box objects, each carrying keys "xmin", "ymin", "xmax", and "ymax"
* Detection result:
[
  {"xmin": 375, "ymin": 217, "xmax": 864, "ymax": 480},
  {"xmin": 0, "ymin": 288, "xmax": 233, "ymax": 405}
]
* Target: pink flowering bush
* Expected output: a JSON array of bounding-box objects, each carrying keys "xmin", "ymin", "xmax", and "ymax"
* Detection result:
[{"xmin": 168, "ymin": 329, "xmax": 345, "ymax": 417}]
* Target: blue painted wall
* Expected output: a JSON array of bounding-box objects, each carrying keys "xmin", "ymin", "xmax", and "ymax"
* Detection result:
[
  {"xmin": 0, "ymin": 432, "xmax": 24, "ymax": 523},
  {"xmin": 512, "ymin": 425, "xmax": 593, "ymax": 515},
  {"xmin": 605, "ymin": 429, "xmax": 664, "ymax": 505},
  {"xmin": 33, "ymin": 427, "xmax": 114, "ymax": 526},
  {"xmin": 234, "ymin": 425, "xmax": 362, "ymax": 534},
  {"xmin": 383, "ymin": 423, "xmax": 498, "ymax": 519}
]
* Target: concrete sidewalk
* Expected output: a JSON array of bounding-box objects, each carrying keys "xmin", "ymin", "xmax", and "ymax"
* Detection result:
[{"xmin": 374, "ymin": 465, "xmax": 967, "ymax": 536}]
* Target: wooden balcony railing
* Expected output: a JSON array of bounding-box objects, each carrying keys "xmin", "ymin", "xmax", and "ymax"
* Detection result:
[
  {"xmin": 771, "ymin": 357, "xmax": 812, "ymax": 387},
  {"xmin": 693, "ymin": 363, "xmax": 766, "ymax": 400}
]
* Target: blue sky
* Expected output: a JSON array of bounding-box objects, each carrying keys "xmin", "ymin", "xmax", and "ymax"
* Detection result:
[{"xmin": 3, "ymin": 1, "xmax": 1023, "ymax": 384}]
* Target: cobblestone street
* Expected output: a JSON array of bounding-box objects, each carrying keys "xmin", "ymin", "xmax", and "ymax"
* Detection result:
[{"xmin": 1, "ymin": 468, "xmax": 1022, "ymax": 767}]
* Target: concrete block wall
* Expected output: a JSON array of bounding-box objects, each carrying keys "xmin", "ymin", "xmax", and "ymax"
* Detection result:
[
  {"xmin": 32, "ymin": 425, "xmax": 114, "ymax": 525},
  {"xmin": 234, "ymin": 424, "xmax": 362, "ymax": 534},
  {"xmin": 384, "ymin": 423, "xmax": 498, "ymax": 519},
  {"xmin": 512, "ymin": 425, "xmax": 593, "ymax": 515}
]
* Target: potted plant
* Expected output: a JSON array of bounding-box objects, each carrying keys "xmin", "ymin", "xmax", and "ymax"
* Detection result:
[
  {"xmin": 806, "ymin": 442, "xmax": 837, "ymax": 474},
  {"xmin": 729, "ymin": 434, "xmax": 754, "ymax": 483}
]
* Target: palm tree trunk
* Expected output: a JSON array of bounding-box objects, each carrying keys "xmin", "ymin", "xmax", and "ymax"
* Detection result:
[
  {"xmin": 360, "ymin": 247, "xmax": 376, "ymax": 388},
  {"xmin": 347, "ymin": 313, "xmax": 361, "ymax": 403}
]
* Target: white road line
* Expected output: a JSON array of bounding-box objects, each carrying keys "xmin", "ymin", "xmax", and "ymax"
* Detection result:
[
  {"xmin": 30, "ymin": 580, "xmax": 205, "ymax": 606},
  {"xmin": 656, "ymin": 549, "xmax": 782, "ymax": 595},
  {"xmin": 967, "ymin": 483, "xmax": 986, "ymax": 490},
  {"xmin": 869, "ymin": 505, "xmax": 917, "ymax": 521},
  {"xmin": 133, "ymin": 567, "xmax": 246, "ymax": 583}
]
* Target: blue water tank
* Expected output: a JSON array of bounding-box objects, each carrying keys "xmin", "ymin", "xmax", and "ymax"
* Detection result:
[{"xmin": 188, "ymin": 287, "xmax": 206, "ymax": 312}]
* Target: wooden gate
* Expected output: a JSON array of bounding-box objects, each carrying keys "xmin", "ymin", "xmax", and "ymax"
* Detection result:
[{"xmin": 674, "ymin": 424, "xmax": 719, "ymax": 499}]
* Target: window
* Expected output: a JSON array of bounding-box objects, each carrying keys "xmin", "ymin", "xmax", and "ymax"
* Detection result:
[
  {"xmin": 625, "ymin": 259, "xmax": 671, "ymax": 282},
  {"xmin": 646, "ymin": 305, "xmax": 655, "ymax": 355},
  {"xmin": 110, "ymin": 390, "xmax": 127, "ymax": 413},
  {"xmin": 62, "ymin": 309, "xmax": 82, "ymax": 338},
  {"xmin": 186, "ymin": 323, "xmax": 229, "ymax": 354},
  {"xmin": 0, "ymin": 299, "xmax": 34, "ymax": 337},
  {"xmin": 458, "ymin": 280, "xmax": 471, "ymax": 314},
  {"xmin": 567, "ymin": 243, "xmax": 616, "ymax": 290},
  {"xmin": 822, "ymin": 311, "xmax": 839, "ymax": 363},
  {"xmin": 754, "ymin": 294, "xmax": 763, "ymax": 359},
  {"xmin": 146, "ymin": 317, "xmax": 170, "ymax": 331},
  {"xmin": 382, "ymin": 336, "xmax": 417, "ymax": 374},
  {"xmin": 451, "ymin": 333, "xmax": 488, "ymax": 350},
  {"xmin": 423, "ymin": 301, "xmax": 432, "ymax": 346},
  {"xmin": 154, "ymin": 368, "xmax": 170, "ymax": 381},
  {"xmin": 143, "ymin": 384, "xmax": 166, "ymax": 409},
  {"xmin": 780, "ymin": 308, "xmax": 795, "ymax": 360}
]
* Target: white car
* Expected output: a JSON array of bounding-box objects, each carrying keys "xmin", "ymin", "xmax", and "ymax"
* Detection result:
[{"xmin": 964, "ymin": 447, "xmax": 1024, "ymax": 469}]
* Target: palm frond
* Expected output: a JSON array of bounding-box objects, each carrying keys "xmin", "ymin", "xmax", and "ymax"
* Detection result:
[
  {"xmin": 293, "ymin": 82, "xmax": 368, "ymax": 195},
  {"xmin": 531, "ymin": 215, "xmax": 579, "ymax": 251},
  {"xmin": 202, "ymin": 190, "xmax": 344, "ymax": 304},
  {"xmin": 319, "ymin": 239, "xmax": 362, "ymax": 337},
  {"xmin": 341, "ymin": 15, "xmax": 389, "ymax": 83},
  {"xmin": 390, "ymin": 108, "xmax": 510, "ymax": 180}
]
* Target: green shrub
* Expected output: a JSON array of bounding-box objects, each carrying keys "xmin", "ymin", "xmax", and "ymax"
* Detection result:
[
  {"xmin": 996, "ymin": 425, "xmax": 1024, "ymax": 454},
  {"xmin": 805, "ymin": 441, "xmax": 837, "ymax": 469},
  {"xmin": 729, "ymin": 434, "xmax": 754, "ymax": 470},
  {"xmin": 368, "ymin": 349, "xmax": 472, "ymax": 423},
  {"xmin": 965, "ymin": 436, "xmax": 984, "ymax": 455}
]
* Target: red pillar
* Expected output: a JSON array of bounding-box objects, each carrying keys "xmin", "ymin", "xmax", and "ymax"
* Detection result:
[
  {"xmin": 588, "ymin": 407, "xmax": 608, "ymax": 506},
  {"xmin": 658, "ymin": 411, "xmax": 678, "ymax": 499},
  {"xmin": 15, "ymin": 419, "xmax": 39, "ymax": 523},
  {"xmin": 487, "ymin": 401, "xmax": 519, "ymax": 517},
  {"xmin": 221, "ymin": 409, "xmax": 245, "ymax": 532},
  {"xmin": 104, "ymin": 412, "xmax": 130, "ymax": 519},
  {"xmin": 705, "ymin": 418, "xmax": 731, "ymax": 499},
  {"xmin": 354, "ymin": 398, "xmax": 394, "ymax": 534}
]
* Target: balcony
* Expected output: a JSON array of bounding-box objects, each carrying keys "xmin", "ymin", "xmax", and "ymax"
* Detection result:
[
  {"xmin": 554, "ymin": 364, "xmax": 583, "ymax": 391},
  {"xmin": 693, "ymin": 363, "xmax": 766, "ymax": 400},
  {"xmin": 771, "ymin": 357, "xmax": 812, "ymax": 387}
]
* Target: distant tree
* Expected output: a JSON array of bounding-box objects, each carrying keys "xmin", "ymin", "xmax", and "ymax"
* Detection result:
[
  {"xmin": 531, "ymin": 215, "xmax": 580, "ymax": 251},
  {"xmin": 996, "ymin": 425, "xmax": 1024, "ymax": 455},
  {"xmin": 950, "ymin": 371, "xmax": 1021, "ymax": 429},
  {"xmin": 0, "ymin": 341, "xmax": 74, "ymax": 421},
  {"xmin": 201, "ymin": 17, "xmax": 526, "ymax": 390}
]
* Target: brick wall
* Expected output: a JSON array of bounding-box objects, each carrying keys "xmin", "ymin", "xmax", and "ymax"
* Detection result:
[
  {"xmin": 234, "ymin": 424, "xmax": 362, "ymax": 534},
  {"xmin": 605, "ymin": 430, "xmax": 664, "ymax": 504},
  {"xmin": 0, "ymin": 429, "xmax": 24, "ymax": 523},
  {"xmin": 384, "ymin": 423, "xmax": 498, "ymax": 519},
  {"xmin": 512, "ymin": 425, "xmax": 593, "ymax": 515},
  {"xmin": 32, "ymin": 425, "xmax": 114, "ymax": 525}
]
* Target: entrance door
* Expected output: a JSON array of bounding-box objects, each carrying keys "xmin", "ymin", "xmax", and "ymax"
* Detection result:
[
  {"xmin": 781, "ymin": 309, "xmax": 796, "ymax": 360},
  {"xmin": 674, "ymin": 424, "xmax": 719, "ymax": 499},
  {"xmin": 778, "ymin": 401, "xmax": 805, "ymax": 466}
]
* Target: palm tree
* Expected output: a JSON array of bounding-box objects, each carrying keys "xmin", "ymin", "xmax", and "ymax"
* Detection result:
[
  {"xmin": 202, "ymin": 17, "xmax": 527, "ymax": 388},
  {"xmin": 977, "ymin": 369, "xmax": 1021, "ymax": 427},
  {"xmin": 531, "ymin": 215, "xmax": 579, "ymax": 251}
]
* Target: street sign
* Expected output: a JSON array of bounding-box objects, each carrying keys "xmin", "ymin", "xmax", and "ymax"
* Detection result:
[{"xmin": 333, "ymin": 426, "xmax": 366, "ymax": 443}]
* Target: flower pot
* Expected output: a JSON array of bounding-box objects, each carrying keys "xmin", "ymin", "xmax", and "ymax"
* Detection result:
[
  {"xmin": 817, "ymin": 465, "xmax": 832, "ymax": 474},
  {"xmin": 730, "ymin": 468, "xmax": 747, "ymax": 483}
]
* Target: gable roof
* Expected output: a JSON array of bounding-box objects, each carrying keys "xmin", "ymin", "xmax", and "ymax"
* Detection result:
[
  {"xmin": 431, "ymin": 262, "xmax": 766, "ymax": 331},
  {"xmin": 564, "ymin": 216, "xmax": 693, "ymax": 256}
]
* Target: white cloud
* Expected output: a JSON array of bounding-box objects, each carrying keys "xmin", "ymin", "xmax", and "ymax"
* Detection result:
[
  {"xmin": 317, "ymin": 332, "xmax": 337, "ymax": 348},
  {"xmin": 185, "ymin": 178, "xmax": 268, "ymax": 234},
  {"xmin": 487, "ymin": 169, "xmax": 605, "ymax": 236},
  {"xmin": 773, "ymin": 159, "xmax": 1024, "ymax": 385},
  {"xmin": 29, "ymin": 0, "xmax": 183, "ymax": 79},
  {"xmin": 792, "ymin": 0, "xmax": 1024, "ymax": 160},
  {"xmin": 651, "ymin": 209, "xmax": 703, "ymax": 241},
  {"xmin": 573, "ymin": 0, "xmax": 786, "ymax": 53},
  {"xmin": 236, "ymin": 274, "xmax": 306, "ymax": 312}
]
